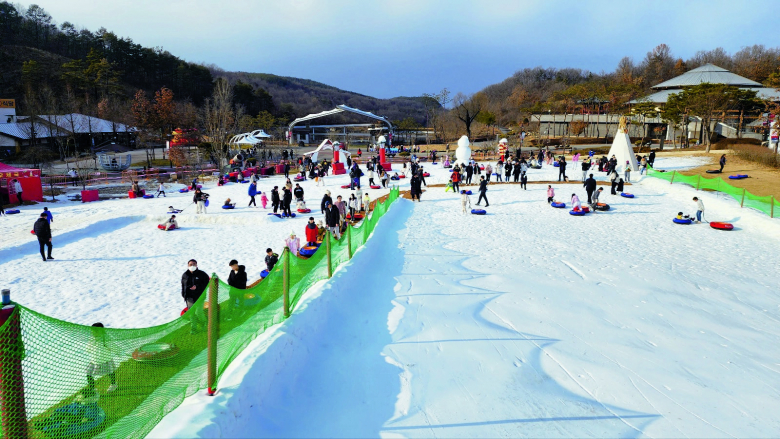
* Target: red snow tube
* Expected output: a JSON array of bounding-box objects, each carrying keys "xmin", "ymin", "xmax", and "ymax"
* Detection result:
[
  {"xmin": 347, "ymin": 213, "xmax": 365, "ymax": 220},
  {"xmin": 581, "ymin": 206, "xmax": 590, "ymax": 213},
  {"xmin": 423, "ymin": 172, "xmax": 431, "ymax": 177},
  {"xmin": 341, "ymin": 185, "xmax": 351, "ymax": 189},
  {"xmin": 370, "ymin": 185, "xmax": 381, "ymax": 189},
  {"xmin": 710, "ymin": 222, "xmax": 734, "ymax": 231},
  {"xmin": 399, "ymin": 175, "xmax": 406, "ymax": 179},
  {"xmin": 180, "ymin": 307, "xmax": 188, "ymax": 316},
  {"xmin": 157, "ymin": 224, "xmax": 176, "ymax": 230},
  {"xmin": 299, "ymin": 246, "xmax": 318, "ymax": 257},
  {"xmin": 297, "ymin": 208, "xmax": 311, "ymax": 213}
]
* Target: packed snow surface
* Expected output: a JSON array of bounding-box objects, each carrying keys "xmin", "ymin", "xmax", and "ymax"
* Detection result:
[{"xmin": 2, "ymin": 155, "xmax": 779, "ymax": 437}]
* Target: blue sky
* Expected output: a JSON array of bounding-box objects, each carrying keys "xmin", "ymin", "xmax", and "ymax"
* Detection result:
[{"xmin": 30, "ymin": 0, "xmax": 773, "ymax": 99}]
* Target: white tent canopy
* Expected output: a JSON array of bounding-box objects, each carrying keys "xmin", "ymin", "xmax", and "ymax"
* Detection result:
[
  {"xmin": 607, "ymin": 123, "xmax": 639, "ymax": 173},
  {"xmin": 251, "ymin": 129, "xmax": 272, "ymax": 138}
]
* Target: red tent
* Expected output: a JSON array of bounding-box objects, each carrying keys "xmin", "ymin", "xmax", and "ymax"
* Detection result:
[{"xmin": 0, "ymin": 162, "xmax": 43, "ymax": 204}]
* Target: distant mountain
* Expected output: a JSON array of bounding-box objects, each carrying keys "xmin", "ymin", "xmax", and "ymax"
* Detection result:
[{"xmin": 215, "ymin": 70, "xmax": 430, "ymax": 124}]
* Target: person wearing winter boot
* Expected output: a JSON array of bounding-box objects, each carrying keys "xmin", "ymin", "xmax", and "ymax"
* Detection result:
[{"xmin": 476, "ymin": 176, "xmax": 489, "ymax": 207}]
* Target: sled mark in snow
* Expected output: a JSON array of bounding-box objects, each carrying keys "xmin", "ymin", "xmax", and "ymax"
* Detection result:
[{"xmin": 562, "ymin": 260, "xmax": 586, "ymax": 280}]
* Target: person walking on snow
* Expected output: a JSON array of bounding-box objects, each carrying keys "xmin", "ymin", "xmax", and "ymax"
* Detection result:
[
  {"xmin": 363, "ymin": 193, "xmax": 371, "ymax": 213},
  {"xmin": 581, "ymin": 159, "xmax": 590, "ymax": 182},
  {"xmin": 476, "ymin": 176, "xmax": 489, "ymax": 207},
  {"xmin": 248, "ymin": 181, "xmax": 258, "ymax": 207},
  {"xmin": 624, "ymin": 161, "xmax": 631, "ymax": 183},
  {"xmin": 156, "ymin": 182, "xmax": 166, "ymax": 197},
  {"xmin": 461, "ymin": 190, "xmax": 471, "ymax": 213},
  {"xmin": 719, "ymin": 154, "xmax": 726, "ymax": 172},
  {"xmin": 282, "ymin": 187, "xmax": 293, "ymax": 217},
  {"xmin": 355, "ymin": 187, "xmax": 364, "ymax": 211},
  {"xmin": 13, "ymin": 179, "xmax": 23, "ymax": 205},
  {"xmin": 324, "ymin": 201, "xmax": 341, "ymax": 239},
  {"xmin": 33, "ymin": 213, "xmax": 54, "ymax": 261},
  {"xmin": 693, "ymin": 197, "xmax": 705, "ymax": 223},
  {"xmin": 584, "ymin": 174, "xmax": 597, "ymax": 204},
  {"xmin": 591, "ymin": 187, "xmax": 603, "ymax": 206},
  {"xmin": 271, "ymin": 186, "xmax": 281, "ymax": 214},
  {"xmin": 182, "ymin": 260, "xmax": 209, "ymax": 332},
  {"xmin": 558, "ymin": 157, "xmax": 568, "ymax": 181},
  {"xmin": 260, "ymin": 191, "xmax": 268, "ymax": 209},
  {"xmin": 193, "ymin": 189, "xmax": 208, "ymax": 214},
  {"xmin": 305, "ymin": 217, "xmax": 318, "ymax": 246},
  {"xmin": 547, "ymin": 185, "xmax": 555, "ymax": 204},
  {"xmin": 42, "ymin": 206, "xmax": 53, "ymax": 223},
  {"xmin": 321, "ymin": 191, "xmax": 332, "ymax": 214}
]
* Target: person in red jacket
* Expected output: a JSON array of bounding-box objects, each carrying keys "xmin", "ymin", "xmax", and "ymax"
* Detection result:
[
  {"xmin": 305, "ymin": 216, "xmax": 319, "ymax": 246},
  {"xmin": 451, "ymin": 167, "xmax": 462, "ymax": 193}
]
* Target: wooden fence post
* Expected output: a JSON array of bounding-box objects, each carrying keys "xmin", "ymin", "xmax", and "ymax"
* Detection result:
[
  {"xmin": 0, "ymin": 289, "xmax": 28, "ymax": 439},
  {"xmin": 326, "ymin": 232, "xmax": 332, "ymax": 278},
  {"xmin": 696, "ymin": 175, "xmax": 701, "ymax": 191},
  {"xmin": 670, "ymin": 171, "xmax": 676, "ymax": 184},
  {"xmin": 347, "ymin": 226, "xmax": 353, "ymax": 259},
  {"xmin": 771, "ymin": 196, "xmax": 775, "ymax": 218},
  {"xmin": 207, "ymin": 277, "xmax": 219, "ymax": 396},
  {"xmin": 741, "ymin": 188, "xmax": 746, "ymax": 208},
  {"xmin": 283, "ymin": 250, "xmax": 290, "ymax": 318}
]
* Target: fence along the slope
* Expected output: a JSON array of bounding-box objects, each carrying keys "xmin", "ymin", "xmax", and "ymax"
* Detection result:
[{"xmin": 0, "ymin": 187, "xmax": 400, "ymax": 439}]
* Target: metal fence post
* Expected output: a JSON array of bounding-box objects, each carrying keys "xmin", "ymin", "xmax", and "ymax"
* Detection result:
[
  {"xmin": 741, "ymin": 188, "xmax": 746, "ymax": 208},
  {"xmin": 0, "ymin": 289, "xmax": 27, "ymax": 439},
  {"xmin": 207, "ymin": 277, "xmax": 219, "ymax": 396},
  {"xmin": 326, "ymin": 232, "xmax": 332, "ymax": 278},
  {"xmin": 283, "ymin": 250, "xmax": 290, "ymax": 318}
]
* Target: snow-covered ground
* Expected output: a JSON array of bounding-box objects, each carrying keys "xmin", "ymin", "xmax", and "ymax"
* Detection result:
[{"xmin": 3, "ymin": 155, "xmax": 780, "ymax": 438}]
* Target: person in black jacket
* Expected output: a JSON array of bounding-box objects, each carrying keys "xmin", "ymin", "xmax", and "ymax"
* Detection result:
[
  {"xmin": 33, "ymin": 213, "xmax": 53, "ymax": 261},
  {"xmin": 282, "ymin": 187, "xmax": 293, "ymax": 217},
  {"xmin": 616, "ymin": 178, "xmax": 625, "ymax": 193},
  {"xmin": 227, "ymin": 259, "xmax": 247, "ymax": 313},
  {"xmin": 476, "ymin": 176, "xmax": 489, "ymax": 207},
  {"xmin": 321, "ymin": 191, "xmax": 333, "ymax": 214},
  {"xmin": 271, "ymin": 186, "xmax": 280, "ymax": 214},
  {"xmin": 265, "ymin": 248, "xmax": 279, "ymax": 271},
  {"xmin": 324, "ymin": 201, "xmax": 342, "ymax": 238},
  {"xmin": 584, "ymin": 174, "xmax": 597, "ymax": 204},
  {"xmin": 182, "ymin": 259, "xmax": 209, "ymax": 331},
  {"xmin": 558, "ymin": 158, "xmax": 567, "ymax": 181},
  {"xmin": 648, "ymin": 151, "xmax": 656, "ymax": 167},
  {"xmin": 465, "ymin": 163, "xmax": 474, "ymax": 184},
  {"xmin": 284, "ymin": 162, "xmax": 290, "ymax": 178},
  {"xmin": 293, "ymin": 184, "xmax": 304, "ymax": 202},
  {"xmin": 410, "ymin": 175, "xmax": 422, "ymax": 202},
  {"xmin": 513, "ymin": 161, "xmax": 522, "ymax": 182},
  {"xmin": 504, "ymin": 161, "xmax": 513, "ymax": 181}
]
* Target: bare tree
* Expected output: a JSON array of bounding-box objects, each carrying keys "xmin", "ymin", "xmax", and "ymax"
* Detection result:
[
  {"xmin": 201, "ymin": 78, "xmax": 244, "ymax": 171},
  {"xmin": 452, "ymin": 92, "xmax": 485, "ymax": 139}
]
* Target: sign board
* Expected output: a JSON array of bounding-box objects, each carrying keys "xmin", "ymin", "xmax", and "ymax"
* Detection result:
[{"xmin": 0, "ymin": 99, "xmax": 15, "ymax": 109}]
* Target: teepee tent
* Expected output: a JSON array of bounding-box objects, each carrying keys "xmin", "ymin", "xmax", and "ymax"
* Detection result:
[{"xmin": 607, "ymin": 117, "xmax": 639, "ymax": 172}]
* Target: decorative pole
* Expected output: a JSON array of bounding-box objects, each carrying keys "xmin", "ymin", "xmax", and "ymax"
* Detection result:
[
  {"xmin": 207, "ymin": 277, "xmax": 219, "ymax": 396},
  {"xmin": 0, "ymin": 289, "xmax": 28, "ymax": 439},
  {"xmin": 326, "ymin": 232, "xmax": 332, "ymax": 278}
]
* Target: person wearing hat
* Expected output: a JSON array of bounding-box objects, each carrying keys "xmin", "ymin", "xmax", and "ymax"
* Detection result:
[
  {"xmin": 159, "ymin": 214, "xmax": 178, "ymax": 231},
  {"xmin": 285, "ymin": 231, "xmax": 301, "ymax": 255},
  {"xmin": 321, "ymin": 190, "xmax": 333, "ymax": 214},
  {"xmin": 181, "ymin": 259, "xmax": 209, "ymax": 332},
  {"xmin": 33, "ymin": 212, "xmax": 53, "ymax": 261}
]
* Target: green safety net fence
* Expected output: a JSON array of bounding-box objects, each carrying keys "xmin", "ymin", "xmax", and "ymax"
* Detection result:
[
  {"xmin": 0, "ymin": 187, "xmax": 400, "ymax": 439},
  {"xmin": 646, "ymin": 165, "xmax": 777, "ymax": 218}
]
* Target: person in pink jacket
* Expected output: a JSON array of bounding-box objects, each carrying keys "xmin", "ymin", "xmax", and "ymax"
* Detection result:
[
  {"xmin": 260, "ymin": 191, "xmax": 269, "ymax": 209},
  {"xmin": 571, "ymin": 193, "xmax": 582, "ymax": 211},
  {"xmin": 285, "ymin": 231, "xmax": 300, "ymax": 256},
  {"xmin": 547, "ymin": 185, "xmax": 555, "ymax": 203}
]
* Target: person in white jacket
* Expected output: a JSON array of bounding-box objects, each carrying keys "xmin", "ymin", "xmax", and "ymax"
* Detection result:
[
  {"xmin": 461, "ymin": 190, "xmax": 471, "ymax": 213},
  {"xmin": 348, "ymin": 193, "xmax": 359, "ymax": 219},
  {"xmin": 13, "ymin": 179, "xmax": 23, "ymax": 205},
  {"xmin": 693, "ymin": 197, "xmax": 705, "ymax": 222},
  {"xmin": 355, "ymin": 187, "xmax": 364, "ymax": 211}
]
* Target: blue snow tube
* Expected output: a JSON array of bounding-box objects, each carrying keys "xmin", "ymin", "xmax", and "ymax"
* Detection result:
[
  {"xmin": 240, "ymin": 180, "xmax": 249, "ymax": 183},
  {"xmin": 673, "ymin": 218, "xmax": 692, "ymax": 224},
  {"xmin": 178, "ymin": 188, "xmax": 189, "ymax": 193},
  {"xmin": 728, "ymin": 174, "xmax": 748, "ymax": 180},
  {"xmin": 569, "ymin": 210, "xmax": 586, "ymax": 216},
  {"xmin": 620, "ymin": 193, "xmax": 635, "ymax": 198},
  {"xmin": 281, "ymin": 212, "xmax": 296, "ymax": 218},
  {"xmin": 260, "ymin": 270, "xmax": 269, "ymax": 278},
  {"xmin": 222, "ymin": 205, "xmax": 234, "ymax": 209},
  {"xmin": 299, "ymin": 246, "xmax": 318, "ymax": 257},
  {"xmin": 471, "ymin": 209, "xmax": 486, "ymax": 215},
  {"xmin": 551, "ymin": 202, "xmax": 566, "ymax": 208},
  {"xmin": 204, "ymin": 200, "xmax": 210, "ymax": 207},
  {"xmin": 465, "ymin": 190, "xmax": 473, "ymax": 195},
  {"xmin": 142, "ymin": 194, "xmax": 154, "ymax": 199},
  {"xmin": 5, "ymin": 209, "xmax": 20, "ymax": 214},
  {"xmin": 553, "ymin": 162, "xmax": 560, "ymax": 167}
]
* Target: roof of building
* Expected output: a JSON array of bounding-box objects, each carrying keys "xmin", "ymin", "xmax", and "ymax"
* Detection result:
[
  {"xmin": 0, "ymin": 162, "xmax": 34, "ymax": 172},
  {"xmin": 651, "ymin": 64, "xmax": 762, "ymax": 89},
  {"xmin": 631, "ymin": 87, "xmax": 780, "ymax": 104},
  {"xmin": 37, "ymin": 113, "xmax": 133, "ymax": 133},
  {"xmin": 0, "ymin": 122, "xmax": 34, "ymax": 139}
]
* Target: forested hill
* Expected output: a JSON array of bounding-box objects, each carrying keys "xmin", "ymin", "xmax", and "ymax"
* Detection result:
[{"xmin": 217, "ymin": 70, "xmax": 429, "ymax": 123}]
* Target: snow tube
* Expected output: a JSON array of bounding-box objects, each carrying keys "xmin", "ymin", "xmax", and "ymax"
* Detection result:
[
  {"xmin": 281, "ymin": 212, "xmax": 296, "ymax": 218},
  {"xmin": 479, "ymin": 165, "xmax": 485, "ymax": 170},
  {"xmin": 178, "ymin": 188, "xmax": 189, "ymax": 193},
  {"xmin": 569, "ymin": 210, "xmax": 586, "ymax": 216},
  {"xmin": 142, "ymin": 194, "xmax": 154, "ymax": 199},
  {"xmin": 347, "ymin": 213, "xmax": 365, "ymax": 220},
  {"xmin": 551, "ymin": 202, "xmax": 566, "ymax": 208},
  {"xmin": 5, "ymin": 209, "xmax": 20, "ymax": 214},
  {"xmin": 157, "ymin": 224, "xmax": 176, "ymax": 230},
  {"xmin": 593, "ymin": 203, "xmax": 610, "ymax": 211},
  {"xmin": 390, "ymin": 177, "xmax": 399, "ymax": 181},
  {"xmin": 370, "ymin": 185, "xmax": 381, "ymax": 189},
  {"xmin": 673, "ymin": 218, "xmax": 692, "ymax": 225},
  {"xmin": 297, "ymin": 208, "xmax": 311, "ymax": 213},
  {"xmin": 423, "ymin": 172, "xmax": 431, "ymax": 177},
  {"xmin": 581, "ymin": 206, "xmax": 591, "ymax": 213},
  {"xmin": 341, "ymin": 185, "xmax": 351, "ymax": 189},
  {"xmin": 196, "ymin": 185, "xmax": 202, "ymax": 189},
  {"xmin": 553, "ymin": 162, "xmax": 560, "ymax": 167},
  {"xmin": 710, "ymin": 221, "xmax": 734, "ymax": 231},
  {"xmin": 471, "ymin": 209, "xmax": 486, "ymax": 215},
  {"xmin": 132, "ymin": 342, "xmax": 180, "ymax": 362},
  {"xmin": 399, "ymin": 175, "xmax": 406, "ymax": 178},
  {"xmin": 180, "ymin": 307, "xmax": 188, "ymax": 316},
  {"xmin": 222, "ymin": 205, "xmax": 235, "ymax": 209},
  {"xmin": 432, "ymin": 162, "xmax": 438, "ymax": 165},
  {"xmin": 620, "ymin": 193, "xmax": 635, "ymax": 198},
  {"xmin": 705, "ymin": 170, "xmax": 722, "ymax": 174},
  {"xmin": 728, "ymin": 174, "xmax": 748, "ymax": 180},
  {"xmin": 465, "ymin": 190, "xmax": 473, "ymax": 195},
  {"xmin": 299, "ymin": 246, "xmax": 318, "ymax": 257},
  {"xmin": 36, "ymin": 402, "xmax": 105, "ymax": 437},
  {"xmin": 204, "ymin": 200, "xmax": 209, "ymax": 207},
  {"xmin": 531, "ymin": 165, "xmax": 542, "ymax": 169},
  {"xmin": 260, "ymin": 269, "xmax": 269, "ymax": 278},
  {"xmin": 293, "ymin": 177, "xmax": 305, "ymax": 182},
  {"xmin": 167, "ymin": 211, "xmax": 180, "ymax": 214},
  {"xmin": 243, "ymin": 292, "xmax": 261, "ymax": 306},
  {"xmin": 239, "ymin": 180, "xmax": 249, "ymax": 183}
]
